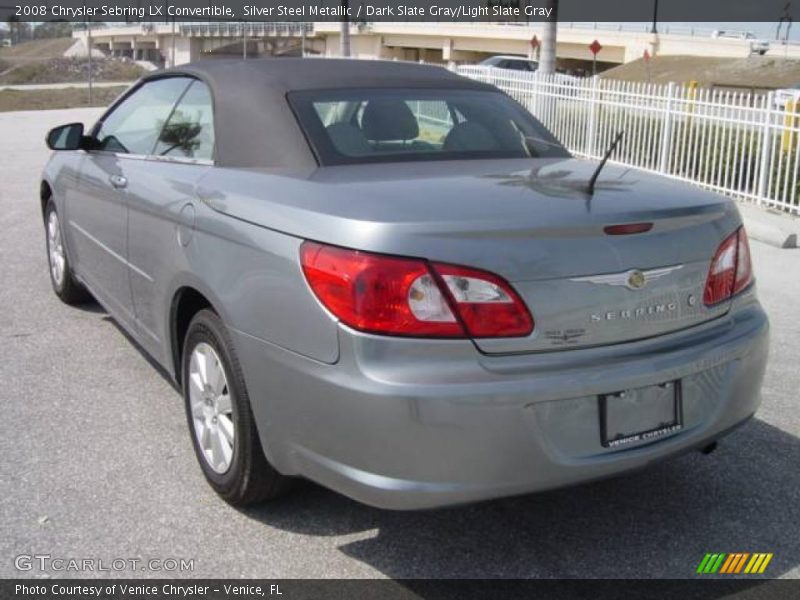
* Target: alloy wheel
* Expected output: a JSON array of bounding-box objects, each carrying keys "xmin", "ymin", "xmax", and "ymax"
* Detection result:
[
  {"xmin": 47, "ymin": 211, "xmax": 65, "ymax": 288},
  {"xmin": 188, "ymin": 342, "xmax": 235, "ymax": 474}
]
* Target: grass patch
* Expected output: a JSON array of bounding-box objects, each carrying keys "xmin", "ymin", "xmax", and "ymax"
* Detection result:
[
  {"xmin": 0, "ymin": 86, "xmax": 127, "ymax": 112},
  {"xmin": 602, "ymin": 55, "xmax": 800, "ymax": 90},
  {"xmin": 0, "ymin": 58, "xmax": 145, "ymax": 85},
  {"xmin": 0, "ymin": 38, "xmax": 75, "ymax": 61}
]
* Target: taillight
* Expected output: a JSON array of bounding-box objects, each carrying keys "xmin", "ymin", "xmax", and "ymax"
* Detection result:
[
  {"xmin": 300, "ymin": 241, "xmax": 533, "ymax": 339},
  {"xmin": 703, "ymin": 227, "xmax": 753, "ymax": 306},
  {"xmin": 733, "ymin": 228, "xmax": 753, "ymax": 295},
  {"xmin": 432, "ymin": 263, "xmax": 533, "ymax": 337}
]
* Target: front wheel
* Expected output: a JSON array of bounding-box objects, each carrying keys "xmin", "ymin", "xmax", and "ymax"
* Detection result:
[
  {"xmin": 182, "ymin": 309, "xmax": 290, "ymax": 506},
  {"xmin": 45, "ymin": 201, "xmax": 90, "ymax": 305}
]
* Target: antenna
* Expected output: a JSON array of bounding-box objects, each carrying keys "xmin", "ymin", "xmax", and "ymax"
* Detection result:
[{"xmin": 587, "ymin": 131, "xmax": 624, "ymax": 196}]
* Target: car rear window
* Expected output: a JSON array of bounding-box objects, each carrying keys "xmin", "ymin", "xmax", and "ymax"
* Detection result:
[{"xmin": 288, "ymin": 88, "xmax": 570, "ymax": 166}]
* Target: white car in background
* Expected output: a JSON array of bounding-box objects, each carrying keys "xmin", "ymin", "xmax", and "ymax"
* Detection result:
[
  {"xmin": 774, "ymin": 83, "xmax": 800, "ymax": 109},
  {"xmin": 476, "ymin": 55, "xmax": 582, "ymax": 86},
  {"xmin": 479, "ymin": 55, "xmax": 541, "ymax": 73},
  {"xmin": 711, "ymin": 30, "xmax": 769, "ymax": 55}
]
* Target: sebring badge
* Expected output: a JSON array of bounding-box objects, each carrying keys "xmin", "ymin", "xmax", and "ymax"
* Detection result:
[{"xmin": 570, "ymin": 265, "xmax": 683, "ymax": 291}]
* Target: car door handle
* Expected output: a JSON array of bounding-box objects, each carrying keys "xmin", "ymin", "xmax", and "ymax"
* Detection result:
[{"xmin": 109, "ymin": 175, "xmax": 128, "ymax": 189}]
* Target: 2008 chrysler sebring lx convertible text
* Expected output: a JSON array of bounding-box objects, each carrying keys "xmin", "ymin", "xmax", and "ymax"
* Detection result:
[{"xmin": 40, "ymin": 59, "xmax": 769, "ymax": 509}]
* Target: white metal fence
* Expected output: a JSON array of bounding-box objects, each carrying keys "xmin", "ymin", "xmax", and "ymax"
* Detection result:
[{"xmin": 455, "ymin": 66, "xmax": 800, "ymax": 215}]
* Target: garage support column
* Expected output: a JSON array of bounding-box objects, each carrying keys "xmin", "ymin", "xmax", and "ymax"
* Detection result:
[
  {"xmin": 442, "ymin": 38, "xmax": 454, "ymax": 63},
  {"xmin": 443, "ymin": 40, "xmax": 473, "ymax": 66}
]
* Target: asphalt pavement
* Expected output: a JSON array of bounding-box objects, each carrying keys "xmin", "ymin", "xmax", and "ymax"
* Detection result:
[{"xmin": 1, "ymin": 108, "xmax": 799, "ymax": 579}]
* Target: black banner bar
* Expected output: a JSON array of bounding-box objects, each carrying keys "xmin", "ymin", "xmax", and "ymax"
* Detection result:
[
  {"xmin": 4, "ymin": 579, "xmax": 800, "ymax": 600},
  {"xmin": 2, "ymin": 0, "xmax": 799, "ymax": 23}
]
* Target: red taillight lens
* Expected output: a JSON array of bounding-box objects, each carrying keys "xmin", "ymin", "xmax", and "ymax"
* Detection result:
[
  {"xmin": 733, "ymin": 227, "xmax": 753, "ymax": 295},
  {"xmin": 703, "ymin": 227, "xmax": 753, "ymax": 306},
  {"xmin": 603, "ymin": 222, "xmax": 653, "ymax": 235},
  {"xmin": 432, "ymin": 263, "xmax": 534, "ymax": 338},
  {"xmin": 299, "ymin": 242, "xmax": 463, "ymax": 337},
  {"xmin": 300, "ymin": 241, "xmax": 533, "ymax": 339}
]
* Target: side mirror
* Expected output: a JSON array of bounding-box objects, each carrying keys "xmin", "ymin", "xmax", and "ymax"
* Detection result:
[{"xmin": 46, "ymin": 123, "xmax": 89, "ymax": 151}]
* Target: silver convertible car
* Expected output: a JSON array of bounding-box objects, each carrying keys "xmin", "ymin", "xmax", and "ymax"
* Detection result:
[{"xmin": 41, "ymin": 59, "xmax": 768, "ymax": 509}]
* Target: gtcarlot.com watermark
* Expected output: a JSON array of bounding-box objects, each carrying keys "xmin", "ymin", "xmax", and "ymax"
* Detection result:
[{"xmin": 14, "ymin": 554, "xmax": 195, "ymax": 573}]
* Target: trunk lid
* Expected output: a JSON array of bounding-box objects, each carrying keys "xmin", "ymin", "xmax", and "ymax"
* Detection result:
[{"xmin": 199, "ymin": 158, "xmax": 740, "ymax": 353}]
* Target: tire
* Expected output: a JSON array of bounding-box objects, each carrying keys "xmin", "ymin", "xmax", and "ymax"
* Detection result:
[
  {"xmin": 182, "ymin": 309, "xmax": 289, "ymax": 506},
  {"xmin": 44, "ymin": 200, "xmax": 91, "ymax": 305}
]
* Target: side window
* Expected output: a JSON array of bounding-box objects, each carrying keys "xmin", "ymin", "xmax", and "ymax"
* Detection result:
[
  {"xmin": 95, "ymin": 77, "xmax": 192, "ymax": 155},
  {"xmin": 153, "ymin": 81, "xmax": 215, "ymax": 160}
]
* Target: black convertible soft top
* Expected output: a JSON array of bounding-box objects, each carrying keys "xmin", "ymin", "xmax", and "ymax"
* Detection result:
[{"xmin": 141, "ymin": 58, "xmax": 496, "ymax": 169}]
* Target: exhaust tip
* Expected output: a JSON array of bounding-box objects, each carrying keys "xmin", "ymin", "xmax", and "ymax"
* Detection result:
[{"xmin": 700, "ymin": 441, "xmax": 718, "ymax": 455}]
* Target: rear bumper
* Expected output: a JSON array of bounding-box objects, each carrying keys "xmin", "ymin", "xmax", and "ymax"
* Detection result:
[{"xmin": 233, "ymin": 299, "xmax": 769, "ymax": 510}]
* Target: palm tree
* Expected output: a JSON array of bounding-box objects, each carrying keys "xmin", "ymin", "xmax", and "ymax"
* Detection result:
[
  {"xmin": 340, "ymin": 0, "xmax": 351, "ymax": 57},
  {"xmin": 539, "ymin": 0, "xmax": 558, "ymax": 74}
]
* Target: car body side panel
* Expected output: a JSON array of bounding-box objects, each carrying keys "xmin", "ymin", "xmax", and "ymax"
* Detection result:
[
  {"xmin": 181, "ymin": 205, "xmax": 340, "ymax": 367},
  {"xmin": 46, "ymin": 155, "xmax": 340, "ymax": 381},
  {"xmin": 144, "ymin": 178, "xmax": 342, "ymax": 374},
  {"xmin": 43, "ymin": 152, "xmax": 82, "ymax": 221},
  {"xmin": 123, "ymin": 158, "xmax": 211, "ymax": 365},
  {"xmin": 67, "ymin": 152, "xmax": 138, "ymax": 330}
]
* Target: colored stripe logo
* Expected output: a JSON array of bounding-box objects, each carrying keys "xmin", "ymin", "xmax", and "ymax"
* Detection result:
[{"xmin": 697, "ymin": 553, "xmax": 773, "ymax": 574}]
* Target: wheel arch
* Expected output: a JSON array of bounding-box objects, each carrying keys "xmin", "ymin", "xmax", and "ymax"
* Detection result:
[
  {"xmin": 170, "ymin": 285, "xmax": 220, "ymax": 386},
  {"xmin": 40, "ymin": 180, "xmax": 53, "ymax": 220}
]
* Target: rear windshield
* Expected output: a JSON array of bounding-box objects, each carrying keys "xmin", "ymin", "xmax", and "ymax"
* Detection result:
[{"xmin": 288, "ymin": 88, "xmax": 570, "ymax": 166}]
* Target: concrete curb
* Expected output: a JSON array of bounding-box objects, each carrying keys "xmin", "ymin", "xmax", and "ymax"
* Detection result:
[{"xmin": 738, "ymin": 203, "xmax": 799, "ymax": 249}]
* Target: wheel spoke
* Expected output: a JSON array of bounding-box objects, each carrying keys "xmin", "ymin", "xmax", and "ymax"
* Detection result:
[
  {"xmin": 195, "ymin": 350, "xmax": 208, "ymax": 385},
  {"xmin": 217, "ymin": 427, "xmax": 233, "ymax": 464},
  {"xmin": 217, "ymin": 413, "xmax": 234, "ymax": 444},
  {"xmin": 209, "ymin": 427, "xmax": 227, "ymax": 470},
  {"xmin": 215, "ymin": 393, "xmax": 232, "ymax": 415},
  {"xmin": 55, "ymin": 255, "xmax": 64, "ymax": 281},
  {"xmin": 190, "ymin": 400, "xmax": 205, "ymax": 420},
  {"xmin": 207, "ymin": 356, "xmax": 224, "ymax": 395},
  {"xmin": 189, "ymin": 371, "xmax": 205, "ymax": 395},
  {"xmin": 197, "ymin": 420, "xmax": 210, "ymax": 450}
]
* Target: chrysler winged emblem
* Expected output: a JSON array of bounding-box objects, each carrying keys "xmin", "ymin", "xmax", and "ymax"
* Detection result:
[
  {"xmin": 570, "ymin": 265, "xmax": 683, "ymax": 291},
  {"xmin": 627, "ymin": 270, "xmax": 646, "ymax": 289}
]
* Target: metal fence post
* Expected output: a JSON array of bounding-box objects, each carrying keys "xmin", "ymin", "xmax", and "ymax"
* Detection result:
[
  {"xmin": 585, "ymin": 76, "xmax": 599, "ymax": 158},
  {"xmin": 658, "ymin": 82, "xmax": 676, "ymax": 174},
  {"xmin": 756, "ymin": 92, "xmax": 775, "ymax": 207}
]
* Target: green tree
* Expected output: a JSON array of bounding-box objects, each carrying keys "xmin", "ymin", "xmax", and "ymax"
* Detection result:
[
  {"xmin": 6, "ymin": 16, "xmax": 32, "ymax": 45},
  {"xmin": 34, "ymin": 21, "xmax": 74, "ymax": 40}
]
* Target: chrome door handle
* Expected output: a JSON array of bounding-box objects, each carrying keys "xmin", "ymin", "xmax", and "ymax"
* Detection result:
[{"xmin": 109, "ymin": 175, "xmax": 128, "ymax": 189}]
